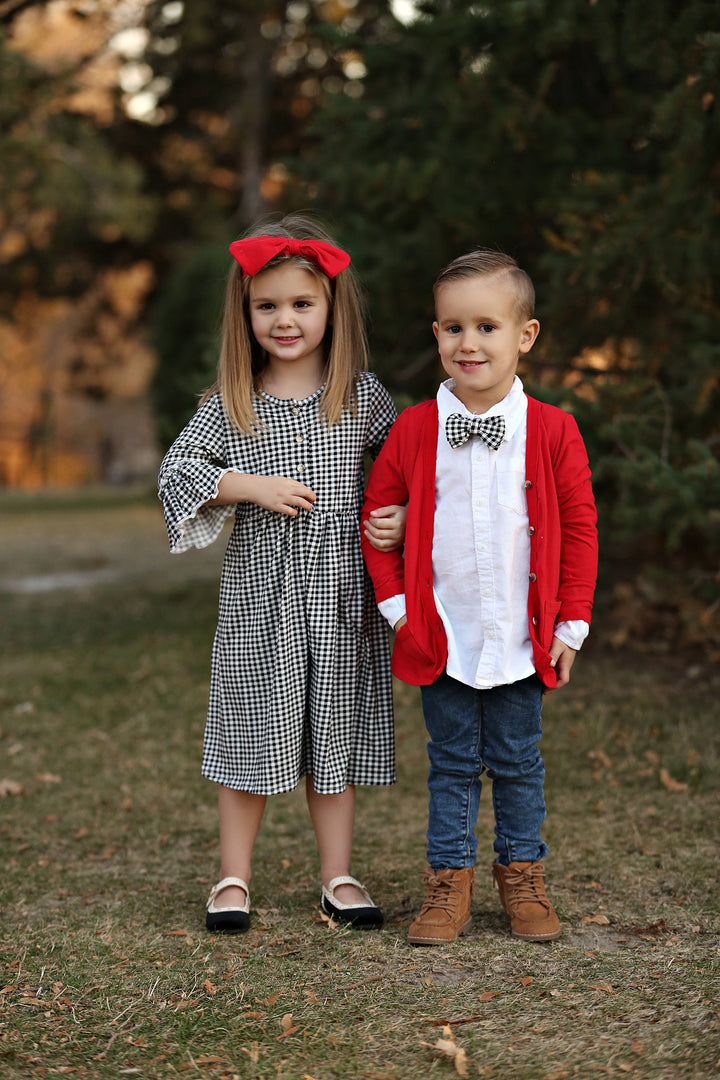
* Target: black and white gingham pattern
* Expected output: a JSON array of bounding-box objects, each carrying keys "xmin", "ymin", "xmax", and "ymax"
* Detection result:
[
  {"xmin": 158, "ymin": 373, "xmax": 396, "ymax": 795},
  {"xmin": 445, "ymin": 412, "xmax": 506, "ymax": 451}
]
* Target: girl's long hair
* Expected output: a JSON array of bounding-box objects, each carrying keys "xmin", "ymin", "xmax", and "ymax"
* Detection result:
[{"xmin": 204, "ymin": 212, "xmax": 369, "ymax": 433}]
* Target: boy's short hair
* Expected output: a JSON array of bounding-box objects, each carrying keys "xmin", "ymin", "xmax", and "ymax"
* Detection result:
[{"xmin": 433, "ymin": 249, "xmax": 535, "ymax": 323}]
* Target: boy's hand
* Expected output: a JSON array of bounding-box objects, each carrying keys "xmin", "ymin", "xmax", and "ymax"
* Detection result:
[
  {"xmin": 544, "ymin": 637, "xmax": 576, "ymax": 695},
  {"xmin": 364, "ymin": 504, "xmax": 407, "ymax": 552},
  {"xmin": 393, "ymin": 614, "xmax": 407, "ymax": 631}
]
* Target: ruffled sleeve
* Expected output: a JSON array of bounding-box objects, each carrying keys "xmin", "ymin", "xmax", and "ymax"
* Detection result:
[
  {"xmin": 363, "ymin": 373, "xmax": 397, "ymax": 459},
  {"xmin": 158, "ymin": 393, "xmax": 239, "ymax": 553}
]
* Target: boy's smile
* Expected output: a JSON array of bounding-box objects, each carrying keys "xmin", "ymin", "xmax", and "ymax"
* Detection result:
[{"xmin": 433, "ymin": 273, "xmax": 539, "ymax": 413}]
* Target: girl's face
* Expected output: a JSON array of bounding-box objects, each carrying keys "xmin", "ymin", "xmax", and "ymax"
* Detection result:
[{"xmin": 248, "ymin": 262, "xmax": 331, "ymax": 373}]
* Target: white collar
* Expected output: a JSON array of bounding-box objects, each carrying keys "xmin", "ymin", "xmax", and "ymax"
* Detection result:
[{"xmin": 437, "ymin": 375, "xmax": 526, "ymax": 440}]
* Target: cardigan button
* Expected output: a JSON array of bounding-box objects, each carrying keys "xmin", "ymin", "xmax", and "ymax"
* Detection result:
[
  {"xmin": 524, "ymin": 480, "xmax": 532, "ymax": 489},
  {"xmin": 532, "ymin": 616, "xmax": 537, "ymax": 625},
  {"xmin": 529, "ymin": 572, "xmax": 537, "ymax": 582},
  {"xmin": 528, "ymin": 526, "xmax": 535, "ymax": 535}
]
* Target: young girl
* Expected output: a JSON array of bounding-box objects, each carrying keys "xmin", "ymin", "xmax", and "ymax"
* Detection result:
[{"xmin": 158, "ymin": 213, "xmax": 403, "ymax": 933}]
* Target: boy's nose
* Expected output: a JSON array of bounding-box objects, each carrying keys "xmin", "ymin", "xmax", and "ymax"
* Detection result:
[{"xmin": 460, "ymin": 332, "xmax": 479, "ymax": 352}]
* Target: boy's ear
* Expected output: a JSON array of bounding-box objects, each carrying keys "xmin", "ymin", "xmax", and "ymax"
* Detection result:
[
  {"xmin": 432, "ymin": 321, "xmax": 440, "ymax": 341},
  {"xmin": 519, "ymin": 319, "xmax": 540, "ymax": 353}
]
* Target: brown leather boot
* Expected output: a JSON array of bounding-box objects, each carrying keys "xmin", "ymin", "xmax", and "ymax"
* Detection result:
[
  {"xmin": 492, "ymin": 860, "xmax": 561, "ymax": 941},
  {"xmin": 408, "ymin": 867, "xmax": 474, "ymax": 945}
]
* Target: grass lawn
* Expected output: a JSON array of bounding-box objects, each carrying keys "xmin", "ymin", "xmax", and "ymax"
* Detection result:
[{"xmin": 1, "ymin": 491, "xmax": 719, "ymax": 1079}]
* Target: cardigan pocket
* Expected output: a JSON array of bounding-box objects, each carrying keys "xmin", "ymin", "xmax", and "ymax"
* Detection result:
[{"xmin": 394, "ymin": 620, "xmax": 437, "ymax": 670}]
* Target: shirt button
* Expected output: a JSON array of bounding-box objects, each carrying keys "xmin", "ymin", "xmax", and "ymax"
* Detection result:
[
  {"xmin": 529, "ymin": 572, "xmax": 537, "ymax": 582},
  {"xmin": 524, "ymin": 480, "xmax": 532, "ymax": 489},
  {"xmin": 295, "ymin": 434, "xmax": 304, "ymax": 444},
  {"xmin": 296, "ymin": 464, "xmax": 306, "ymax": 474}
]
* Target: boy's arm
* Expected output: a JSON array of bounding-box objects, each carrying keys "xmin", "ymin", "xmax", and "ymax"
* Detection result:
[
  {"xmin": 552, "ymin": 415, "xmax": 599, "ymax": 624},
  {"xmin": 361, "ymin": 416, "xmax": 411, "ymax": 605}
]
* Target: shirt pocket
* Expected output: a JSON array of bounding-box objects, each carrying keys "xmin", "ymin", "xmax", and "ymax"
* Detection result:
[{"xmin": 496, "ymin": 461, "xmax": 527, "ymax": 516}]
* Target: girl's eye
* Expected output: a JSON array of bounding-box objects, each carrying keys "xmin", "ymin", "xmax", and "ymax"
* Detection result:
[{"xmin": 295, "ymin": 301, "xmax": 311, "ymax": 309}]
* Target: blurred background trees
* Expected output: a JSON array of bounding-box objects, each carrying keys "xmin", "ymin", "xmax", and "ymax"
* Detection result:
[{"xmin": 0, "ymin": 0, "xmax": 718, "ymax": 652}]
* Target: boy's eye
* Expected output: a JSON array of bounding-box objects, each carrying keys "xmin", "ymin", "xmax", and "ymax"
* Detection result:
[
  {"xmin": 447, "ymin": 324, "xmax": 462, "ymax": 335},
  {"xmin": 479, "ymin": 323, "xmax": 495, "ymax": 333}
]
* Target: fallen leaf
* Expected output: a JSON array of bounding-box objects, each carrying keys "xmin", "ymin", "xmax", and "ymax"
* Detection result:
[
  {"xmin": 659, "ymin": 768, "xmax": 688, "ymax": 793},
  {"xmin": 0, "ymin": 779, "xmax": 24, "ymax": 797},
  {"xmin": 582, "ymin": 914, "xmax": 610, "ymax": 925},
  {"xmin": 279, "ymin": 1013, "xmax": 300, "ymax": 1037},
  {"xmin": 631, "ymin": 1041, "xmax": 645, "ymax": 1056},
  {"xmin": 591, "ymin": 984, "xmax": 615, "ymax": 994},
  {"xmin": 74, "ymin": 826, "xmax": 90, "ymax": 839},
  {"xmin": 478, "ymin": 991, "xmax": 500, "ymax": 1002},
  {"xmin": 588, "ymin": 749, "xmax": 613, "ymax": 769},
  {"xmin": 518, "ymin": 976, "xmax": 533, "ymax": 986},
  {"xmin": 36, "ymin": 772, "xmax": 61, "ymax": 783},
  {"xmin": 432, "ymin": 1028, "xmax": 468, "ymax": 1076}
]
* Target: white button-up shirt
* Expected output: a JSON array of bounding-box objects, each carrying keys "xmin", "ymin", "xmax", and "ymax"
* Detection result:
[{"xmin": 379, "ymin": 377, "xmax": 587, "ymax": 689}]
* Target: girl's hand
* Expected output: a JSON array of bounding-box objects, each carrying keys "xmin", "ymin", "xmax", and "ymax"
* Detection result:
[
  {"xmin": 544, "ymin": 637, "xmax": 576, "ymax": 695},
  {"xmin": 209, "ymin": 472, "xmax": 316, "ymax": 515},
  {"xmin": 245, "ymin": 474, "xmax": 317, "ymax": 515},
  {"xmin": 364, "ymin": 504, "xmax": 407, "ymax": 552}
]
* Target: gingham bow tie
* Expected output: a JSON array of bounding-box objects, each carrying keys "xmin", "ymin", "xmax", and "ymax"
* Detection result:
[{"xmin": 445, "ymin": 413, "xmax": 506, "ymax": 451}]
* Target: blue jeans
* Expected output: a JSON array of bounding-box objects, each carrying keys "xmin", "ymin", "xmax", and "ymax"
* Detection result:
[{"xmin": 420, "ymin": 671, "xmax": 548, "ymax": 869}]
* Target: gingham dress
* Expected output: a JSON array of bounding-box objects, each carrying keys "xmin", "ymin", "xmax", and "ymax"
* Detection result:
[{"xmin": 158, "ymin": 373, "xmax": 396, "ymax": 795}]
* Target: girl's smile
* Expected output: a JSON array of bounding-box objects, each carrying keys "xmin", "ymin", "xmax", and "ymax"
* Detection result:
[{"xmin": 249, "ymin": 263, "xmax": 330, "ymax": 374}]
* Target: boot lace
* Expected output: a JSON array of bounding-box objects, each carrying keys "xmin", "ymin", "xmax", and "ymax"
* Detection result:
[
  {"xmin": 419, "ymin": 870, "xmax": 463, "ymax": 915},
  {"xmin": 504, "ymin": 863, "xmax": 551, "ymax": 913}
]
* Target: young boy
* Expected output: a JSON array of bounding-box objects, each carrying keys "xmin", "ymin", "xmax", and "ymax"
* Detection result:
[{"xmin": 361, "ymin": 250, "xmax": 598, "ymax": 945}]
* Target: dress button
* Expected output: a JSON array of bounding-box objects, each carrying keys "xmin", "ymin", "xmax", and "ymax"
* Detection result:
[
  {"xmin": 529, "ymin": 572, "xmax": 537, "ymax": 582},
  {"xmin": 296, "ymin": 464, "xmax": 305, "ymax": 474},
  {"xmin": 291, "ymin": 406, "xmax": 300, "ymax": 417},
  {"xmin": 524, "ymin": 480, "xmax": 532, "ymax": 489}
]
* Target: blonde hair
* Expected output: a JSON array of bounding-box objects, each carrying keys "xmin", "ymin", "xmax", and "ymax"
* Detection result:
[
  {"xmin": 205, "ymin": 212, "xmax": 369, "ymax": 433},
  {"xmin": 433, "ymin": 249, "xmax": 535, "ymax": 323}
]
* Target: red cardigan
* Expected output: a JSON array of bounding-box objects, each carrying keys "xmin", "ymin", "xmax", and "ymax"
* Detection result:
[{"xmin": 361, "ymin": 395, "xmax": 598, "ymax": 689}]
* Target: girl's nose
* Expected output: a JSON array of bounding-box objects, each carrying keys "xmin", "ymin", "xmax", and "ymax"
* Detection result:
[{"xmin": 276, "ymin": 306, "xmax": 295, "ymax": 327}]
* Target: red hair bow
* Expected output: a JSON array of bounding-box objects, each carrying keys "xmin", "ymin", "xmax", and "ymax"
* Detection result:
[{"xmin": 229, "ymin": 236, "xmax": 351, "ymax": 278}]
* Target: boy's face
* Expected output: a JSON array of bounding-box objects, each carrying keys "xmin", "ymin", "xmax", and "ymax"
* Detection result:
[{"xmin": 433, "ymin": 272, "xmax": 539, "ymax": 413}]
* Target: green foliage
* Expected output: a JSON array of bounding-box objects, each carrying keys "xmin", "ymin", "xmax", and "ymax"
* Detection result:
[
  {"xmin": 150, "ymin": 244, "xmax": 229, "ymax": 445},
  {"xmin": 286, "ymin": 0, "xmax": 720, "ymax": 634}
]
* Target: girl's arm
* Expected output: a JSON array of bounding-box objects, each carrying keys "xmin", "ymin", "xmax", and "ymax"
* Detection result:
[
  {"xmin": 364, "ymin": 504, "xmax": 407, "ymax": 552},
  {"xmin": 207, "ymin": 472, "xmax": 316, "ymax": 516}
]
